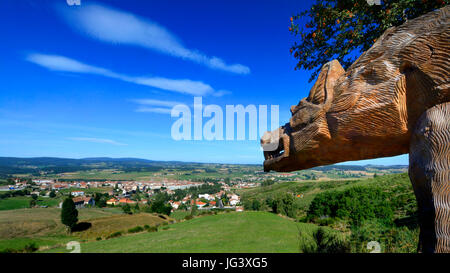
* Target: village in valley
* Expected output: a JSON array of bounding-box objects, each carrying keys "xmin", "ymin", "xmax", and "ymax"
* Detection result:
[
  {"xmin": 1, "ymin": 158, "xmax": 407, "ymax": 216},
  {"xmin": 7, "ymin": 177, "xmax": 246, "ymax": 213}
]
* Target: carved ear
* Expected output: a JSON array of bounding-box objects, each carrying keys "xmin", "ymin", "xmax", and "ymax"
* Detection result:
[{"xmin": 307, "ymin": 60, "xmax": 345, "ymax": 108}]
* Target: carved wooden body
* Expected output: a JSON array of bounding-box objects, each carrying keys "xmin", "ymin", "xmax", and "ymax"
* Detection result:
[
  {"xmin": 410, "ymin": 103, "xmax": 449, "ymax": 253},
  {"xmin": 261, "ymin": 7, "xmax": 449, "ymax": 252}
]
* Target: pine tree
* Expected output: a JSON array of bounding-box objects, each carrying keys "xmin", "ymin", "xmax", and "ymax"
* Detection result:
[{"xmin": 61, "ymin": 198, "xmax": 78, "ymax": 232}]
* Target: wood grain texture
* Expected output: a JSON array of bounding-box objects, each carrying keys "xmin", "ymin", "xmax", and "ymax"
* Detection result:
[{"xmin": 409, "ymin": 102, "xmax": 450, "ymax": 253}]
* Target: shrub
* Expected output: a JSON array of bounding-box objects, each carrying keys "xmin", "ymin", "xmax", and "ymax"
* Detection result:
[
  {"xmin": 23, "ymin": 243, "xmax": 39, "ymax": 253},
  {"xmin": 122, "ymin": 204, "xmax": 132, "ymax": 214},
  {"xmin": 107, "ymin": 231, "xmax": 122, "ymax": 239},
  {"xmin": 96, "ymin": 237, "xmax": 102, "ymax": 241},
  {"xmin": 300, "ymin": 227, "xmax": 350, "ymax": 253},
  {"xmin": 350, "ymin": 219, "xmax": 419, "ymax": 253},
  {"xmin": 313, "ymin": 228, "xmax": 350, "ymax": 253},
  {"xmin": 143, "ymin": 224, "xmax": 150, "ymax": 230},
  {"xmin": 315, "ymin": 216, "xmax": 336, "ymax": 226},
  {"xmin": 0, "ymin": 248, "xmax": 19, "ymax": 253},
  {"xmin": 0, "ymin": 243, "xmax": 39, "ymax": 253},
  {"xmin": 184, "ymin": 215, "xmax": 193, "ymax": 220},
  {"xmin": 147, "ymin": 226, "xmax": 158, "ymax": 232},
  {"xmin": 298, "ymin": 230, "xmax": 316, "ymax": 253},
  {"xmin": 128, "ymin": 226, "xmax": 144, "ymax": 233}
]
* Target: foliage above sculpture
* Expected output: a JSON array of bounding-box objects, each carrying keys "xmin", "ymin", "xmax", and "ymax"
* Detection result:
[{"xmin": 289, "ymin": 0, "xmax": 449, "ymax": 81}]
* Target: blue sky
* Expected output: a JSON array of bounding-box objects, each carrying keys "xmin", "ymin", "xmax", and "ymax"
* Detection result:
[{"xmin": 0, "ymin": 0, "xmax": 408, "ymax": 166}]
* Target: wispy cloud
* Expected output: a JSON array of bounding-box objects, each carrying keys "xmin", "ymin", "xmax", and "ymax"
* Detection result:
[
  {"xmin": 56, "ymin": 2, "xmax": 250, "ymax": 75},
  {"xmin": 68, "ymin": 137, "xmax": 127, "ymax": 146},
  {"xmin": 130, "ymin": 98, "xmax": 186, "ymax": 114},
  {"xmin": 135, "ymin": 107, "xmax": 173, "ymax": 114},
  {"xmin": 130, "ymin": 98, "xmax": 185, "ymax": 107},
  {"xmin": 26, "ymin": 53, "xmax": 228, "ymax": 96}
]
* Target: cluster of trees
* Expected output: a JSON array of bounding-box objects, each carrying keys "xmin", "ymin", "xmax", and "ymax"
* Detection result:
[
  {"xmin": 244, "ymin": 193, "xmax": 298, "ymax": 218},
  {"xmin": 146, "ymin": 200, "xmax": 172, "ymax": 216},
  {"xmin": 307, "ymin": 186, "xmax": 393, "ymax": 225},
  {"xmin": 267, "ymin": 193, "xmax": 297, "ymax": 218},
  {"xmin": 303, "ymin": 182, "xmax": 419, "ymax": 252},
  {"xmin": 121, "ymin": 203, "xmax": 142, "ymax": 214},
  {"xmin": 171, "ymin": 183, "xmax": 222, "ymax": 201},
  {"xmin": 301, "ymin": 173, "xmax": 318, "ymax": 180},
  {"xmin": 243, "ymin": 199, "xmax": 262, "ymax": 211},
  {"xmin": 0, "ymin": 189, "xmax": 30, "ymax": 200},
  {"xmin": 93, "ymin": 192, "xmax": 110, "ymax": 208},
  {"xmin": 261, "ymin": 179, "xmax": 276, "ymax": 187}
]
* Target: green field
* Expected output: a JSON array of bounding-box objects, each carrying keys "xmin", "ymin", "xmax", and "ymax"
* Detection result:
[
  {"xmin": 170, "ymin": 210, "xmax": 191, "ymax": 221},
  {"xmin": 0, "ymin": 196, "xmax": 63, "ymax": 211},
  {"xmin": 59, "ymin": 187, "xmax": 113, "ymax": 195},
  {"xmin": 44, "ymin": 211, "xmax": 322, "ymax": 253},
  {"xmin": 0, "ymin": 207, "xmax": 124, "ymax": 252},
  {"xmin": 0, "ymin": 196, "xmax": 30, "ymax": 210}
]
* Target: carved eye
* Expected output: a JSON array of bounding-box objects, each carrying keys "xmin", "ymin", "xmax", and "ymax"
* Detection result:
[{"xmin": 289, "ymin": 100, "xmax": 322, "ymax": 130}]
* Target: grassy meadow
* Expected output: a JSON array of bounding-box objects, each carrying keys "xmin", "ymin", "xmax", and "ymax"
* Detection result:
[
  {"xmin": 0, "ymin": 207, "xmax": 124, "ymax": 251},
  {"xmin": 0, "ymin": 196, "xmax": 63, "ymax": 211},
  {"xmin": 44, "ymin": 211, "xmax": 322, "ymax": 253}
]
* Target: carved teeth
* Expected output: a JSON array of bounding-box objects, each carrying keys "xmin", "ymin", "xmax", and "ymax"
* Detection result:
[{"xmin": 262, "ymin": 129, "xmax": 290, "ymax": 162}]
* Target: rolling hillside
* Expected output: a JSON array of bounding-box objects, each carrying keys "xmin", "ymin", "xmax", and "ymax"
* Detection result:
[
  {"xmin": 239, "ymin": 173, "xmax": 416, "ymax": 218},
  {"xmin": 44, "ymin": 212, "xmax": 323, "ymax": 253}
]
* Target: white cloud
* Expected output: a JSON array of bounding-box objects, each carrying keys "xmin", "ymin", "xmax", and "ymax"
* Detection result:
[
  {"xmin": 56, "ymin": 2, "xmax": 250, "ymax": 75},
  {"xmin": 135, "ymin": 107, "xmax": 173, "ymax": 114},
  {"xmin": 68, "ymin": 137, "xmax": 127, "ymax": 146},
  {"xmin": 26, "ymin": 53, "xmax": 227, "ymax": 96},
  {"xmin": 26, "ymin": 53, "xmax": 119, "ymax": 77},
  {"xmin": 212, "ymin": 90, "xmax": 232, "ymax": 97},
  {"xmin": 133, "ymin": 77, "xmax": 213, "ymax": 96},
  {"xmin": 130, "ymin": 99, "xmax": 185, "ymax": 107},
  {"xmin": 131, "ymin": 98, "xmax": 188, "ymax": 114}
]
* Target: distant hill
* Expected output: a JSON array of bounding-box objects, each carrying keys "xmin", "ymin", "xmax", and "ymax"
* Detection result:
[
  {"xmin": 0, "ymin": 157, "xmax": 170, "ymax": 177},
  {"xmin": 0, "ymin": 156, "xmax": 408, "ymax": 178},
  {"xmin": 311, "ymin": 164, "xmax": 408, "ymax": 172}
]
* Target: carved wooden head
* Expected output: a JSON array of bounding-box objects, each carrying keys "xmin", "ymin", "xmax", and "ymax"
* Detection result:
[
  {"xmin": 261, "ymin": 6, "xmax": 449, "ymax": 172},
  {"xmin": 261, "ymin": 60, "xmax": 346, "ymax": 172}
]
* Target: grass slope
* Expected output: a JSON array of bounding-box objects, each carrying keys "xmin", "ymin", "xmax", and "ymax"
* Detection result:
[
  {"xmin": 45, "ymin": 212, "xmax": 321, "ymax": 253},
  {"xmin": 0, "ymin": 207, "xmax": 123, "ymax": 251},
  {"xmin": 76, "ymin": 213, "xmax": 170, "ymax": 240}
]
